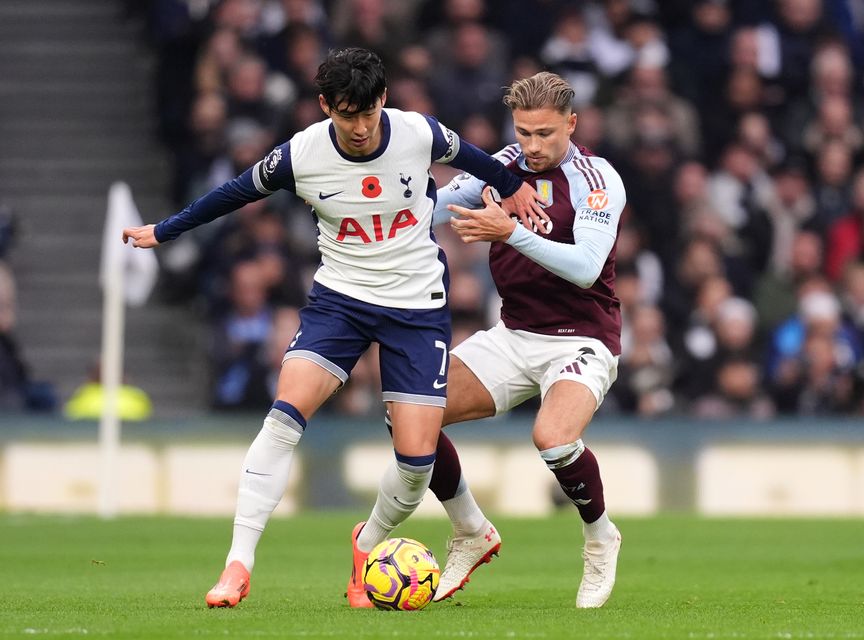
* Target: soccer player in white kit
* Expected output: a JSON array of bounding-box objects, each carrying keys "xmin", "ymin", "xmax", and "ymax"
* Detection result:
[
  {"xmin": 424, "ymin": 72, "xmax": 626, "ymax": 608},
  {"xmin": 121, "ymin": 48, "xmax": 546, "ymax": 609}
]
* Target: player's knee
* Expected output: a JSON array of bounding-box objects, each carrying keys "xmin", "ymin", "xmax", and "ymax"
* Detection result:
[
  {"xmin": 532, "ymin": 429, "xmax": 572, "ymax": 452},
  {"xmin": 531, "ymin": 417, "xmax": 589, "ymax": 451}
]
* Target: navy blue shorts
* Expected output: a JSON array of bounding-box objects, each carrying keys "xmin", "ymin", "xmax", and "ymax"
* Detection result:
[{"xmin": 284, "ymin": 282, "xmax": 451, "ymax": 406}]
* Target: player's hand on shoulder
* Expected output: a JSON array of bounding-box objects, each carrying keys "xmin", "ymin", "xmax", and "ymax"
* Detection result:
[
  {"xmin": 501, "ymin": 181, "xmax": 550, "ymax": 234},
  {"xmin": 122, "ymin": 224, "xmax": 159, "ymax": 248}
]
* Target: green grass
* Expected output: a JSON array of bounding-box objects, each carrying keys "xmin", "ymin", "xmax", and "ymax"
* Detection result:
[{"xmin": 2, "ymin": 513, "xmax": 863, "ymax": 639}]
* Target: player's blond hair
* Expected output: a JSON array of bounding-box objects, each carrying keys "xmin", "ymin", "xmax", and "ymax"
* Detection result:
[{"xmin": 503, "ymin": 72, "xmax": 575, "ymax": 113}]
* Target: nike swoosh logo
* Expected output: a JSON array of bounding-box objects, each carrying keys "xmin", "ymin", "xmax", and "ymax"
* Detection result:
[
  {"xmin": 432, "ymin": 380, "xmax": 447, "ymax": 389},
  {"xmin": 318, "ymin": 190, "xmax": 343, "ymax": 200},
  {"xmin": 245, "ymin": 469, "xmax": 272, "ymax": 476}
]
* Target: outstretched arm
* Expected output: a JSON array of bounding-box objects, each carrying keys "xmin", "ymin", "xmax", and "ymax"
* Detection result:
[{"xmin": 123, "ymin": 143, "xmax": 295, "ymax": 247}]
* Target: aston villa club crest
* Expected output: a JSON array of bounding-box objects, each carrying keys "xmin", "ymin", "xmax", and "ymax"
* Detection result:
[
  {"xmin": 400, "ymin": 173, "xmax": 413, "ymax": 198},
  {"xmin": 536, "ymin": 179, "xmax": 553, "ymax": 207}
]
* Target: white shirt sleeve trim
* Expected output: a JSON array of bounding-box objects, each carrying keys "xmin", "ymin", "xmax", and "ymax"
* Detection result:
[{"xmin": 251, "ymin": 161, "xmax": 275, "ymax": 195}]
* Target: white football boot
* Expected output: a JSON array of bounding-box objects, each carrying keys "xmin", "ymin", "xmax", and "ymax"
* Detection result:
[
  {"xmin": 433, "ymin": 520, "xmax": 501, "ymax": 602},
  {"xmin": 576, "ymin": 526, "xmax": 622, "ymax": 608}
]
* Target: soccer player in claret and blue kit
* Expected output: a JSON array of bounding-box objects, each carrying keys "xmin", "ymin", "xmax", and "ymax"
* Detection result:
[
  {"xmin": 121, "ymin": 47, "xmax": 547, "ymax": 609},
  {"xmin": 423, "ymin": 71, "xmax": 627, "ymax": 608}
]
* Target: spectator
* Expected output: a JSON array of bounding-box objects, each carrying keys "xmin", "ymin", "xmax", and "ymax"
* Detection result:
[
  {"xmin": 613, "ymin": 303, "xmax": 675, "ymax": 417},
  {"xmin": 0, "ymin": 202, "xmax": 16, "ymax": 258},
  {"xmin": 664, "ymin": 0, "xmax": 732, "ymax": 106},
  {"xmin": 0, "ymin": 261, "xmax": 56, "ymax": 412},
  {"xmin": 0, "ymin": 261, "xmax": 30, "ymax": 410},
  {"xmin": 781, "ymin": 39, "xmax": 861, "ymax": 153},
  {"xmin": 428, "ymin": 21, "xmax": 509, "ymax": 127},
  {"xmin": 211, "ymin": 0, "xmax": 263, "ymax": 38},
  {"xmin": 765, "ymin": 289, "xmax": 863, "ymax": 404},
  {"xmin": 754, "ymin": 230, "xmax": 824, "ymax": 335},
  {"xmin": 663, "ymin": 236, "xmax": 726, "ymax": 337},
  {"xmin": 762, "ymin": 0, "xmax": 834, "ymax": 102},
  {"xmin": 674, "ymin": 161, "xmax": 747, "ymax": 271},
  {"xmin": 617, "ymin": 135, "xmax": 681, "ymax": 275},
  {"xmin": 586, "ymin": 2, "xmax": 668, "ymax": 79},
  {"xmin": 824, "ymin": 167, "xmax": 864, "ymax": 281},
  {"xmin": 674, "ymin": 278, "xmax": 732, "ymax": 398},
  {"xmin": 540, "ymin": 7, "xmax": 602, "ymax": 107},
  {"xmin": 772, "ymin": 327, "xmax": 859, "ymax": 415},
  {"xmin": 459, "ymin": 113, "xmax": 500, "ymax": 152},
  {"xmin": 257, "ymin": 0, "xmax": 332, "ymax": 74},
  {"xmin": 195, "ymin": 28, "xmax": 244, "ymax": 97},
  {"xmin": 705, "ymin": 142, "xmax": 774, "ymax": 291},
  {"xmin": 172, "ymin": 91, "xmax": 228, "ymax": 206},
  {"xmin": 224, "ymin": 54, "xmax": 283, "ymax": 130},
  {"xmin": 810, "ymin": 139, "xmax": 854, "ymax": 233},
  {"xmin": 762, "ymin": 161, "xmax": 818, "ymax": 278},
  {"xmin": 422, "ymin": 0, "xmax": 509, "ymax": 78},
  {"xmin": 615, "ymin": 219, "xmax": 664, "ymax": 306},
  {"xmin": 692, "ymin": 355, "xmax": 775, "ymax": 419},
  {"xmin": 605, "ymin": 63, "xmax": 701, "ymax": 158},
  {"xmin": 801, "ymin": 94, "xmax": 864, "ymax": 159},
  {"xmin": 211, "ymin": 260, "xmax": 274, "ymax": 410},
  {"xmin": 488, "ymin": 0, "xmax": 567, "ymax": 60},
  {"xmin": 678, "ymin": 293, "xmax": 762, "ymax": 404},
  {"xmin": 737, "ymin": 111, "xmax": 786, "ymax": 172},
  {"xmin": 571, "ymin": 104, "xmax": 612, "ymax": 157},
  {"xmin": 332, "ymin": 0, "xmax": 411, "ymax": 69},
  {"xmin": 840, "ymin": 261, "xmax": 864, "ymax": 341}
]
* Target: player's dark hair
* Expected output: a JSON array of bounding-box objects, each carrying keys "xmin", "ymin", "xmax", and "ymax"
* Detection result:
[{"xmin": 315, "ymin": 48, "xmax": 386, "ymax": 114}]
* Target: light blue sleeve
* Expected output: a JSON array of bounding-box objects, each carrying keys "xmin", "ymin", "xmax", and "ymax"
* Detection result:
[
  {"xmin": 505, "ymin": 223, "xmax": 616, "ymax": 289},
  {"xmin": 504, "ymin": 157, "xmax": 625, "ymax": 288},
  {"xmin": 431, "ymin": 173, "xmax": 486, "ymax": 226}
]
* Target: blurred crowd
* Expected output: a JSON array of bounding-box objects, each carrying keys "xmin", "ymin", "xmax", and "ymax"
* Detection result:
[
  {"xmin": 0, "ymin": 205, "xmax": 57, "ymax": 412},
  {"xmin": 132, "ymin": 0, "xmax": 864, "ymax": 418}
]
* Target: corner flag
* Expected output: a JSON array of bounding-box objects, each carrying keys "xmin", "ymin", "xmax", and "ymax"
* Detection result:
[
  {"xmin": 100, "ymin": 182, "xmax": 158, "ymax": 306},
  {"xmin": 98, "ymin": 182, "xmax": 158, "ymax": 517}
]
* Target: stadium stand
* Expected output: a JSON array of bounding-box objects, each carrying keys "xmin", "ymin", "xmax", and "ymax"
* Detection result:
[
  {"xmin": 2, "ymin": 0, "xmax": 864, "ymax": 417},
  {"xmin": 0, "ymin": 0, "xmax": 209, "ymax": 414}
]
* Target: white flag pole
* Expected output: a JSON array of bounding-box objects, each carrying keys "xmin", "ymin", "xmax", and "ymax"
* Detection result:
[
  {"xmin": 98, "ymin": 182, "xmax": 158, "ymax": 518},
  {"xmin": 98, "ymin": 247, "xmax": 124, "ymax": 519}
]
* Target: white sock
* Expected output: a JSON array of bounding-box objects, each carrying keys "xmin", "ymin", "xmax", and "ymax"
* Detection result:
[
  {"xmin": 582, "ymin": 510, "xmax": 617, "ymax": 543},
  {"xmin": 226, "ymin": 524, "xmax": 262, "ymax": 572},
  {"xmin": 226, "ymin": 409, "xmax": 303, "ymax": 571},
  {"xmin": 356, "ymin": 455, "xmax": 434, "ymax": 553},
  {"xmin": 442, "ymin": 477, "xmax": 487, "ymax": 537}
]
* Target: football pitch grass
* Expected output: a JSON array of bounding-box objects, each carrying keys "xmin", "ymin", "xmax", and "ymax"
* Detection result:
[{"xmin": 2, "ymin": 513, "xmax": 862, "ymax": 639}]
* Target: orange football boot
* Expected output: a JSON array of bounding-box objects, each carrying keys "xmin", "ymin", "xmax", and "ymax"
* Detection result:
[
  {"xmin": 205, "ymin": 560, "xmax": 251, "ymax": 608},
  {"xmin": 346, "ymin": 521, "xmax": 374, "ymax": 608}
]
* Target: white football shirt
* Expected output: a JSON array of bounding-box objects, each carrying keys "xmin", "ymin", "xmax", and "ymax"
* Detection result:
[{"xmin": 253, "ymin": 109, "xmax": 461, "ymax": 309}]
